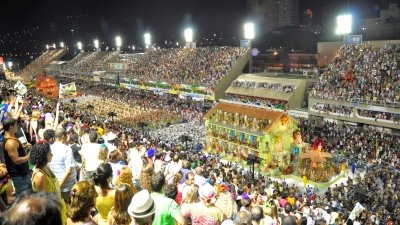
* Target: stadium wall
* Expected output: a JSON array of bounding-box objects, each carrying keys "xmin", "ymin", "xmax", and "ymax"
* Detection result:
[
  {"xmin": 317, "ymin": 39, "xmax": 400, "ymax": 67},
  {"xmin": 214, "ymin": 49, "xmax": 250, "ymax": 100},
  {"xmin": 287, "ymin": 80, "xmax": 306, "ymax": 109}
]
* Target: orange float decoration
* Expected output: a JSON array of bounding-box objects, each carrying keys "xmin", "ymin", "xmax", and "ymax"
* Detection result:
[{"xmin": 35, "ymin": 73, "xmax": 59, "ymax": 98}]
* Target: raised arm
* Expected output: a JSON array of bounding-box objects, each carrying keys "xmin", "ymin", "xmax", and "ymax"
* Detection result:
[{"xmin": 53, "ymin": 101, "xmax": 60, "ymax": 129}]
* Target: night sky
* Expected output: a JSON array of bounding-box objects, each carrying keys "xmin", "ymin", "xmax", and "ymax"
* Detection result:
[{"xmin": 0, "ymin": 0, "xmax": 393, "ymax": 55}]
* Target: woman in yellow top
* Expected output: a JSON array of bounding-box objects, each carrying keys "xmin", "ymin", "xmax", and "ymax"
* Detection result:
[
  {"xmin": 30, "ymin": 141, "xmax": 67, "ymax": 225},
  {"xmin": 93, "ymin": 163, "xmax": 115, "ymax": 225}
]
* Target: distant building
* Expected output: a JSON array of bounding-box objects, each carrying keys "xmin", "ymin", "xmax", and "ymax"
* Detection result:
[
  {"xmin": 248, "ymin": 0, "xmax": 299, "ymax": 33},
  {"xmin": 359, "ymin": 3, "xmax": 400, "ymax": 40}
]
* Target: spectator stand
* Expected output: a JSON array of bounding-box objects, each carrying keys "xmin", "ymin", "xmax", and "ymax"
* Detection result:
[
  {"xmin": 225, "ymin": 74, "xmax": 308, "ymax": 110},
  {"xmin": 308, "ymin": 96, "xmax": 400, "ymax": 130}
]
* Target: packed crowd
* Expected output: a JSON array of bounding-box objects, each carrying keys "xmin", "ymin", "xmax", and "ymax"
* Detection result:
[
  {"xmin": 63, "ymin": 51, "xmax": 118, "ymax": 75},
  {"xmin": 16, "ymin": 49, "xmax": 66, "ymax": 79},
  {"xmin": 120, "ymin": 47, "xmax": 247, "ymax": 89},
  {"xmin": 231, "ymin": 80, "xmax": 295, "ymax": 93},
  {"xmin": 226, "ymin": 93, "xmax": 287, "ymax": 109},
  {"xmin": 298, "ymin": 119, "xmax": 400, "ymax": 169},
  {"xmin": 0, "ymin": 80, "xmax": 397, "ymax": 225},
  {"xmin": 58, "ymin": 76, "xmax": 212, "ymax": 121},
  {"xmin": 313, "ymin": 43, "xmax": 400, "ymax": 104},
  {"xmin": 357, "ymin": 109, "xmax": 400, "ymax": 123},
  {"xmin": 311, "ymin": 104, "xmax": 353, "ymax": 117}
]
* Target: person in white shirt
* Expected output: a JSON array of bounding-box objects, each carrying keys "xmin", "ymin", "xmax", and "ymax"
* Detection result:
[
  {"xmin": 129, "ymin": 145, "xmax": 143, "ymax": 189},
  {"xmin": 194, "ymin": 166, "xmax": 206, "ymax": 186},
  {"xmin": 49, "ymin": 128, "xmax": 77, "ymax": 204},
  {"xmin": 153, "ymin": 151, "xmax": 164, "ymax": 174},
  {"xmin": 164, "ymin": 153, "xmax": 182, "ymax": 183},
  {"xmin": 79, "ymin": 130, "xmax": 102, "ymax": 180},
  {"xmin": 80, "ymin": 127, "xmax": 90, "ymax": 145}
]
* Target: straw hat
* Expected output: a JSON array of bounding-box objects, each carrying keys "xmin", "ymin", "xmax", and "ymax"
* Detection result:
[{"xmin": 128, "ymin": 190, "xmax": 155, "ymax": 218}]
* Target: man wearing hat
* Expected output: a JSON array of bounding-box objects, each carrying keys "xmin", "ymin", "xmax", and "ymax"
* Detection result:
[{"xmin": 128, "ymin": 190, "xmax": 156, "ymax": 225}]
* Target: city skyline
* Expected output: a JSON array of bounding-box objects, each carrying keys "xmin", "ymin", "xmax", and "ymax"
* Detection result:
[{"xmin": 0, "ymin": 0, "xmax": 395, "ymax": 56}]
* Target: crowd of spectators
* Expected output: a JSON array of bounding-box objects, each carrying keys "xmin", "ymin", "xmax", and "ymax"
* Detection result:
[
  {"xmin": 311, "ymin": 104, "xmax": 353, "ymax": 117},
  {"xmin": 298, "ymin": 119, "xmax": 400, "ymax": 169},
  {"xmin": 226, "ymin": 93, "xmax": 287, "ymax": 109},
  {"xmin": 1, "ymin": 40, "xmax": 400, "ymax": 225},
  {"xmin": 63, "ymin": 47, "xmax": 247, "ymax": 89},
  {"xmin": 312, "ymin": 43, "xmax": 400, "ymax": 105},
  {"xmin": 16, "ymin": 49, "xmax": 66, "ymax": 79},
  {"xmin": 59, "ymin": 77, "xmax": 212, "ymax": 125},
  {"xmin": 0, "ymin": 79, "xmax": 397, "ymax": 225},
  {"xmin": 63, "ymin": 51, "xmax": 118, "ymax": 75},
  {"xmin": 358, "ymin": 109, "xmax": 400, "ymax": 123},
  {"xmin": 231, "ymin": 80, "xmax": 295, "ymax": 93}
]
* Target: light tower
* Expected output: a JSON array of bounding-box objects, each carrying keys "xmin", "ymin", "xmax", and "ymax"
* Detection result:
[
  {"xmin": 144, "ymin": 33, "xmax": 151, "ymax": 50},
  {"xmin": 115, "ymin": 36, "xmax": 122, "ymax": 51},
  {"xmin": 184, "ymin": 28, "xmax": 196, "ymax": 48},
  {"xmin": 244, "ymin": 22, "xmax": 255, "ymax": 73},
  {"xmin": 94, "ymin": 39, "xmax": 100, "ymax": 52}
]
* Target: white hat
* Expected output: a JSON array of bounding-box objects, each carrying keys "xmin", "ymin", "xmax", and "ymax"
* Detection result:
[
  {"xmin": 199, "ymin": 183, "xmax": 216, "ymax": 200},
  {"xmin": 128, "ymin": 190, "xmax": 155, "ymax": 218},
  {"xmin": 221, "ymin": 220, "xmax": 234, "ymax": 225},
  {"xmin": 107, "ymin": 132, "xmax": 117, "ymax": 141}
]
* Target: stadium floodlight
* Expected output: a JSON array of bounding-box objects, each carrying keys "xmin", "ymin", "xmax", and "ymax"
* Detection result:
[
  {"xmin": 335, "ymin": 14, "xmax": 352, "ymax": 35},
  {"xmin": 60, "ymin": 42, "xmax": 64, "ymax": 48},
  {"xmin": 53, "ymin": 43, "xmax": 56, "ymax": 49},
  {"xmin": 132, "ymin": 45, "xmax": 135, "ymax": 50},
  {"xmin": 46, "ymin": 44, "xmax": 49, "ymax": 50},
  {"xmin": 244, "ymin": 22, "xmax": 255, "ymax": 40},
  {"xmin": 115, "ymin": 36, "xmax": 122, "ymax": 47},
  {"xmin": 184, "ymin": 28, "xmax": 193, "ymax": 43},
  {"xmin": 144, "ymin": 33, "xmax": 151, "ymax": 46},
  {"xmin": 77, "ymin": 42, "xmax": 82, "ymax": 50},
  {"xmin": 94, "ymin": 39, "xmax": 99, "ymax": 49}
]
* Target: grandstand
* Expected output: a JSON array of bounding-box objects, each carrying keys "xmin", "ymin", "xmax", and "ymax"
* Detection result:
[
  {"xmin": 310, "ymin": 43, "xmax": 400, "ymax": 129},
  {"xmin": 15, "ymin": 49, "xmax": 66, "ymax": 80},
  {"xmin": 62, "ymin": 51, "xmax": 118, "ymax": 76},
  {"xmin": 225, "ymin": 74, "xmax": 308, "ymax": 110},
  {"xmin": 58, "ymin": 47, "xmax": 249, "ymax": 100}
]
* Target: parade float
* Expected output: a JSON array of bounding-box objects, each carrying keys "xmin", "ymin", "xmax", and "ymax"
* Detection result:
[
  {"xmin": 35, "ymin": 73, "xmax": 59, "ymax": 98},
  {"xmin": 204, "ymin": 102, "xmax": 298, "ymax": 174},
  {"xmin": 204, "ymin": 102, "xmax": 341, "ymax": 185}
]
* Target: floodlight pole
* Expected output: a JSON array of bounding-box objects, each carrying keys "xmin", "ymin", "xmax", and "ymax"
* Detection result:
[
  {"xmin": 249, "ymin": 40, "xmax": 252, "ymax": 73},
  {"xmin": 252, "ymin": 161, "xmax": 255, "ymax": 180}
]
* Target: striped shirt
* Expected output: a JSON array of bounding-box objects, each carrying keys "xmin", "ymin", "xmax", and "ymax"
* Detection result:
[{"xmin": 49, "ymin": 141, "xmax": 77, "ymax": 192}]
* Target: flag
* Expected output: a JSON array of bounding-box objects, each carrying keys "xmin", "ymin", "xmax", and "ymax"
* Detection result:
[
  {"xmin": 348, "ymin": 202, "xmax": 365, "ymax": 220},
  {"xmin": 59, "ymin": 82, "xmax": 77, "ymax": 98},
  {"xmin": 14, "ymin": 81, "xmax": 27, "ymax": 95}
]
